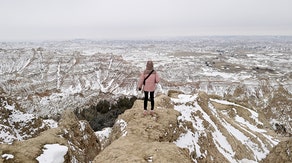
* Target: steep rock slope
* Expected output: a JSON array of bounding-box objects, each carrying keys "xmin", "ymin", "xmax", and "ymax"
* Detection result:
[
  {"xmin": 0, "ymin": 110, "xmax": 101, "ymax": 163},
  {"xmin": 223, "ymin": 83, "xmax": 292, "ymax": 134},
  {"xmin": 94, "ymin": 93, "xmax": 281, "ymax": 163},
  {"xmin": 171, "ymin": 91, "xmax": 280, "ymax": 162}
]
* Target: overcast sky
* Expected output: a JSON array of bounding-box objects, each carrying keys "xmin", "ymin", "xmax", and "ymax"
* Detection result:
[{"xmin": 1, "ymin": 0, "xmax": 292, "ymax": 41}]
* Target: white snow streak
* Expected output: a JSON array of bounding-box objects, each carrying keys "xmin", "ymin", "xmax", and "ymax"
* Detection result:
[{"xmin": 172, "ymin": 93, "xmax": 278, "ymax": 162}]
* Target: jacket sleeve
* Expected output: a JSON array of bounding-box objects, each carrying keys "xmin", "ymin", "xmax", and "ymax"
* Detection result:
[
  {"xmin": 138, "ymin": 73, "xmax": 144, "ymax": 88},
  {"xmin": 155, "ymin": 73, "xmax": 160, "ymax": 83}
]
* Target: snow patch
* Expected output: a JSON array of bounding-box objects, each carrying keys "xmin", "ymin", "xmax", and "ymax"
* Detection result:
[
  {"xmin": 36, "ymin": 144, "xmax": 68, "ymax": 163},
  {"xmin": 116, "ymin": 119, "xmax": 127, "ymax": 137},
  {"xmin": 95, "ymin": 127, "xmax": 112, "ymax": 142},
  {"xmin": 174, "ymin": 130, "xmax": 201, "ymax": 161},
  {"xmin": 2, "ymin": 154, "xmax": 14, "ymax": 160},
  {"xmin": 43, "ymin": 119, "xmax": 58, "ymax": 128}
]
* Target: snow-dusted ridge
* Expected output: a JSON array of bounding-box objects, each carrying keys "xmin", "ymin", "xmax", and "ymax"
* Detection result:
[{"xmin": 171, "ymin": 93, "xmax": 279, "ymax": 162}]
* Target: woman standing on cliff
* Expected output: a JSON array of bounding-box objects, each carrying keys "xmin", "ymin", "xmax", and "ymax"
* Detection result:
[{"xmin": 138, "ymin": 60, "xmax": 160, "ymax": 116}]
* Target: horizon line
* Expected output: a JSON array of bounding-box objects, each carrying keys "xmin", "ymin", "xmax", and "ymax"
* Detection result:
[{"xmin": 1, "ymin": 35, "xmax": 292, "ymax": 42}]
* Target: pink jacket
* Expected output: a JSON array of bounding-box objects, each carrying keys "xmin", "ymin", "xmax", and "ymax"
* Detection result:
[{"xmin": 138, "ymin": 70, "xmax": 160, "ymax": 92}]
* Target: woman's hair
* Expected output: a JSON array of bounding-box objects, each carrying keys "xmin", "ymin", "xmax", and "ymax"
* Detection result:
[{"xmin": 146, "ymin": 61, "xmax": 153, "ymax": 70}]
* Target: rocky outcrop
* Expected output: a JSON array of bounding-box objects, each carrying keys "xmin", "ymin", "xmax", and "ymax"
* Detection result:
[
  {"xmin": 59, "ymin": 110, "xmax": 101, "ymax": 162},
  {"xmin": 0, "ymin": 91, "xmax": 288, "ymax": 162},
  {"xmin": 93, "ymin": 94, "xmax": 192, "ymax": 162},
  {"xmin": 0, "ymin": 110, "xmax": 101, "ymax": 163},
  {"xmin": 94, "ymin": 92, "xmax": 283, "ymax": 162}
]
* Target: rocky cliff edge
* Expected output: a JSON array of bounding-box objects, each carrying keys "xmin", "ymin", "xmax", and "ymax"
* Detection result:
[
  {"xmin": 0, "ymin": 110, "xmax": 101, "ymax": 163},
  {"xmin": 93, "ymin": 94, "xmax": 192, "ymax": 163}
]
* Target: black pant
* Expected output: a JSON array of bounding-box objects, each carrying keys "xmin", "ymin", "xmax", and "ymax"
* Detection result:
[{"xmin": 144, "ymin": 91, "xmax": 154, "ymax": 110}]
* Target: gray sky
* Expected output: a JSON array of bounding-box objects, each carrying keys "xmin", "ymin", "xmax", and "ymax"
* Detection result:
[{"xmin": 1, "ymin": 0, "xmax": 292, "ymax": 41}]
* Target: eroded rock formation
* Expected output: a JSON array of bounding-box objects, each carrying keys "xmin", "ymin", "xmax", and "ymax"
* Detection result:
[
  {"xmin": 0, "ymin": 110, "xmax": 101, "ymax": 162},
  {"xmin": 93, "ymin": 95, "xmax": 192, "ymax": 162}
]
